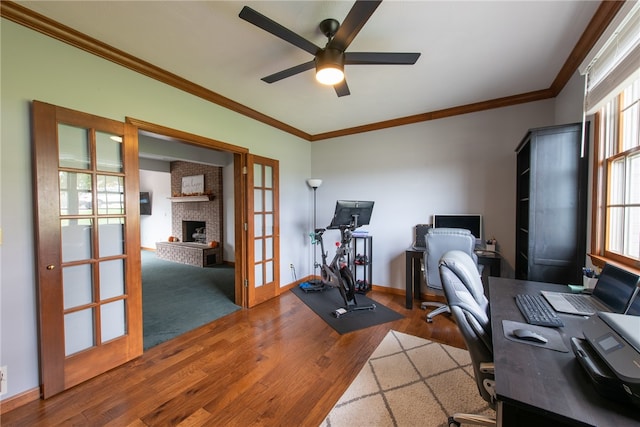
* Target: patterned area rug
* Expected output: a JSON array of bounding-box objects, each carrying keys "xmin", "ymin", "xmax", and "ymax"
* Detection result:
[{"xmin": 321, "ymin": 330, "xmax": 493, "ymax": 427}]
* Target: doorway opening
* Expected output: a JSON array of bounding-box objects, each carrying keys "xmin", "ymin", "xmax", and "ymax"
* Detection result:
[{"xmin": 134, "ymin": 123, "xmax": 246, "ymax": 350}]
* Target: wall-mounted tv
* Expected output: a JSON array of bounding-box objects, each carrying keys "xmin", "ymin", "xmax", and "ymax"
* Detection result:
[
  {"xmin": 140, "ymin": 192, "xmax": 151, "ymax": 215},
  {"xmin": 432, "ymin": 214, "xmax": 482, "ymax": 245}
]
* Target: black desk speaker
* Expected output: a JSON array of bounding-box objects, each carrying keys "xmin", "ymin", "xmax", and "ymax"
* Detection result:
[{"xmin": 414, "ymin": 224, "xmax": 431, "ymax": 248}]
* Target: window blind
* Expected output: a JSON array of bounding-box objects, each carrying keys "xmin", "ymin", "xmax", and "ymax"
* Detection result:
[{"xmin": 583, "ymin": 2, "xmax": 640, "ymax": 114}]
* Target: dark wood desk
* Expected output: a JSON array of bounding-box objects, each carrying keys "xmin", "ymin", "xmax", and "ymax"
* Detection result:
[
  {"xmin": 405, "ymin": 248, "xmax": 501, "ymax": 309},
  {"xmin": 489, "ymin": 277, "xmax": 639, "ymax": 426}
]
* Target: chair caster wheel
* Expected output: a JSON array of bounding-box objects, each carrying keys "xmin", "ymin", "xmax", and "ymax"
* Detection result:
[{"xmin": 448, "ymin": 416, "xmax": 460, "ymax": 427}]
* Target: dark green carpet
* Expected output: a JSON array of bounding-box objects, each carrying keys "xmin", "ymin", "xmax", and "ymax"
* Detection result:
[{"xmin": 142, "ymin": 250, "xmax": 241, "ymax": 350}]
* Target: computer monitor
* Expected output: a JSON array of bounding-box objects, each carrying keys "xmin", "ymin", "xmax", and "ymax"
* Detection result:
[
  {"xmin": 432, "ymin": 214, "xmax": 482, "ymax": 245},
  {"xmin": 328, "ymin": 200, "xmax": 374, "ymax": 229}
]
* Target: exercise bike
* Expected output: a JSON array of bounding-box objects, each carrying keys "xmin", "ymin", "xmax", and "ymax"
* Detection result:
[{"xmin": 312, "ymin": 200, "xmax": 376, "ymax": 318}]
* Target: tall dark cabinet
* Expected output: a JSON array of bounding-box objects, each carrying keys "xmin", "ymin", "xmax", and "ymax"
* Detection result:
[{"xmin": 515, "ymin": 123, "xmax": 588, "ymax": 284}]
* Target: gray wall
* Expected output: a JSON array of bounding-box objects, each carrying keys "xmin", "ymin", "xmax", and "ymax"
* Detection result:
[
  {"xmin": 0, "ymin": 17, "xmax": 584, "ymax": 401},
  {"xmin": 309, "ymin": 100, "xmax": 556, "ymax": 290}
]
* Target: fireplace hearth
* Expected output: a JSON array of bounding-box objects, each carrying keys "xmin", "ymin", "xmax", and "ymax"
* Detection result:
[{"xmin": 156, "ymin": 241, "xmax": 221, "ymax": 267}]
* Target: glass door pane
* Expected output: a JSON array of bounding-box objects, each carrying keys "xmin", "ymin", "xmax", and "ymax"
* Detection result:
[
  {"xmin": 61, "ymin": 219, "xmax": 93, "ymax": 262},
  {"xmin": 101, "ymin": 300, "xmax": 126, "ymax": 342},
  {"xmin": 62, "ymin": 265, "xmax": 93, "ymax": 309},
  {"xmin": 60, "ymin": 171, "xmax": 93, "ymax": 215},
  {"xmin": 96, "ymin": 131, "xmax": 123, "ymax": 172},
  {"xmin": 99, "ymin": 218, "xmax": 125, "ymax": 256},
  {"xmin": 64, "ymin": 309, "xmax": 95, "ymax": 356},
  {"xmin": 99, "ymin": 259, "xmax": 125, "ymax": 299},
  {"xmin": 97, "ymin": 175, "xmax": 125, "ymax": 215},
  {"xmin": 58, "ymin": 124, "xmax": 90, "ymax": 170}
]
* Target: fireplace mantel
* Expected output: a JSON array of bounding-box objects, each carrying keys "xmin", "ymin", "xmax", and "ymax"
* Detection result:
[{"xmin": 168, "ymin": 196, "xmax": 213, "ymax": 202}]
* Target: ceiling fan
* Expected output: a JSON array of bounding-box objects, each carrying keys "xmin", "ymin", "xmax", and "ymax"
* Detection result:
[{"xmin": 239, "ymin": 0, "xmax": 421, "ymax": 97}]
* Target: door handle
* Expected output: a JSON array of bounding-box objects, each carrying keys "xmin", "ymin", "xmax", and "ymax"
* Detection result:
[{"xmin": 46, "ymin": 265, "xmax": 55, "ymax": 270}]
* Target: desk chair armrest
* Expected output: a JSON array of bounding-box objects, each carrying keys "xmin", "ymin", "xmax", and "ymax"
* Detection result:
[
  {"xmin": 449, "ymin": 413, "xmax": 496, "ymax": 427},
  {"xmin": 479, "ymin": 362, "xmax": 496, "ymax": 404},
  {"xmin": 465, "ymin": 311, "xmax": 493, "ymax": 354},
  {"xmin": 479, "ymin": 362, "xmax": 494, "ymax": 374}
]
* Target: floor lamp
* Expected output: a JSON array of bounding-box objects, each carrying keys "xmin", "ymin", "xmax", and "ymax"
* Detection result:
[{"xmin": 306, "ymin": 178, "xmax": 322, "ymax": 284}]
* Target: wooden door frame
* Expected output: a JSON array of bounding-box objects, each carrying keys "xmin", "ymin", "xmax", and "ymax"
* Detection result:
[{"xmin": 126, "ymin": 117, "xmax": 250, "ymax": 307}]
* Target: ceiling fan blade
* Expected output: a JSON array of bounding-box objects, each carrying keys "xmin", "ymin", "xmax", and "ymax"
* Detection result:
[
  {"xmin": 261, "ymin": 61, "xmax": 316, "ymax": 84},
  {"xmin": 329, "ymin": 0, "xmax": 382, "ymax": 52},
  {"xmin": 239, "ymin": 6, "xmax": 320, "ymax": 56},
  {"xmin": 334, "ymin": 79, "xmax": 350, "ymax": 97},
  {"xmin": 345, "ymin": 52, "xmax": 421, "ymax": 65}
]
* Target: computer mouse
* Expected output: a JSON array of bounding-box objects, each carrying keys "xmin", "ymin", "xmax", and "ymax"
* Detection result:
[{"xmin": 513, "ymin": 328, "xmax": 548, "ymax": 344}]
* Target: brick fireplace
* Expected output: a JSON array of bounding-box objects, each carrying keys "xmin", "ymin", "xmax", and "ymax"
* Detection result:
[
  {"xmin": 156, "ymin": 161, "xmax": 223, "ymax": 267},
  {"xmin": 170, "ymin": 161, "xmax": 222, "ymax": 244}
]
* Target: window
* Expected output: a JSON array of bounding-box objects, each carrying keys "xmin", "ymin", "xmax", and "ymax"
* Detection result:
[{"xmin": 592, "ymin": 77, "xmax": 640, "ymax": 268}]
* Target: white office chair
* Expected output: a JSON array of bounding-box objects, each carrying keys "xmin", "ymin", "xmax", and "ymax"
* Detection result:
[{"xmin": 421, "ymin": 228, "xmax": 483, "ymax": 322}]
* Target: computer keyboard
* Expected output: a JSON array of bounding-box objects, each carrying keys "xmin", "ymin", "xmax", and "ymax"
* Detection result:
[{"xmin": 515, "ymin": 294, "xmax": 564, "ymax": 327}]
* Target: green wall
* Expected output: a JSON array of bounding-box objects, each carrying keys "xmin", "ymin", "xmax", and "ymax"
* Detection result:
[{"xmin": 1, "ymin": 18, "xmax": 312, "ymax": 399}]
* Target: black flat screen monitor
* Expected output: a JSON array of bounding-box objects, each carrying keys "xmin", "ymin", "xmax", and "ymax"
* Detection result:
[
  {"xmin": 329, "ymin": 200, "xmax": 374, "ymax": 229},
  {"xmin": 433, "ymin": 214, "xmax": 482, "ymax": 243}
]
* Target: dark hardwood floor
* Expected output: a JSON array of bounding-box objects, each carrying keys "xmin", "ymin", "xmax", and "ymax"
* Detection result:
[{"xmin": 2, "ymin": 290, "xmax": 463, "ymax": 426}]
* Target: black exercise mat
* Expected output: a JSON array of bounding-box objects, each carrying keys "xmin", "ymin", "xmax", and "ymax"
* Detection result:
[{"xmin": 291, "ymin": 286, "xmax": 403, "ymax": 334}]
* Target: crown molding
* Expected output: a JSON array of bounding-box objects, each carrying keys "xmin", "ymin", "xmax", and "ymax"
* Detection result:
[
  {"xmin": 1, "ymin": 1, "xmax": 623, "ymax": 142},
  {"xmin": 0, "ymin": 1, "xmax": 311, "ymax": 141}
]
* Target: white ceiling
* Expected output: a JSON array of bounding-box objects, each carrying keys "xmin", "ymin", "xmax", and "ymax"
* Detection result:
[{"xmin": 15, "ymin": 1, "xmax": 601, "ymax": 136}]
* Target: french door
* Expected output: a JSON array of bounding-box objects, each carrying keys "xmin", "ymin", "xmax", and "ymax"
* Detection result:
[
  {"xmin": 33, "ymin": 101, "xmax": 142, "ymax": 398},
  {"xmin": 246, "ymin": 154, "xmax": 280, "ymax": 307}
]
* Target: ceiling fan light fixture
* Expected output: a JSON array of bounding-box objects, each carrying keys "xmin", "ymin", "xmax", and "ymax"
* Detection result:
[
  {"xmin": 316, "ymin": 67, "xmax": 344, "ymax": 86},
  {"xmin": 315, "ymin": 49, "xmax": 344, "ymax": 85}
]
